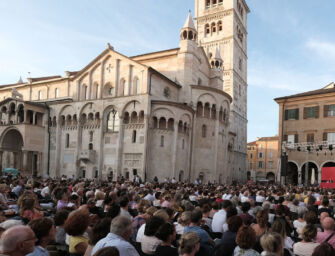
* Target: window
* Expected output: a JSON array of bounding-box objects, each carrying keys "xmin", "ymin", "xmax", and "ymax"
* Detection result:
[
  {"xmin": 307, "ymin": 133, "xmax": 314, "ymax": 143},
  {"xmin": 65, "ymin": 134, "xmax": 69, "ymax": 148},
  {"xmin": 250, "ymin": 153, "xmax": 253, "ymax": 159},
  {"xmin": 123, "ymin": 80, "xmax": 128, "ymax": 96},
  {"xmin": 95, "ymin": 170, "xmax": 98, "ymax": 178},
  {"xmin": 258, "ymin": 152, "xmax": 263, "ymax": 158},
  {"xmin": 258, "ymin": 161, "xmax": 263, "ymax": 168},
  {"xmin": 206, "ymin": 0, "xmax": 210, "ymax": 8},
  {"xmin": 132, "ymin": 130, "xmax": 137, "ymax": 143},
  {"xmin": 211, "ymin": 23, "xmax": 216, "ymax": 33},
  {"xmin": 89, "ymin": 143, "xmax": 93, "ymax": 150},
  {"xmin": 84, "ymin": 85, "xmax": 88, "ymax": 100},
  {"xmin": 109, "ymin": 87, "xmax": 114, "ymax": 96},
  {"xmin": 325, "ymin": 104, "xmax": 335, "ymax": 117},
  {"xmin": 135, "ymin": 78, "xmax": 140, "ymax": 94},
  {"xmin": 38, "ymin": 90, "xmax": 42, "ymax": 100},
  {"xmin": 213, "ymin": 0, "xmax": 217, "ymax": 5},
  {"xmin": 202, "ymin": 125, "xmax": 207, "ymax": 138},
  {"xmin": 268, "ymin": 161, "xmax": 273, "ymax": 169},
  {"xmin": 218, "ymin": 21, "xmax": 223, "ymax": 31},
  {"xmin": 182, "ymin": 139, "xmax": 185, "ymax": 149},
  {"xmin": 259, "ymin": 144, "xmax": 263, "ymax": 149},
  {"xmin": 269, "ymin": 152, "xmax": 273, "ymax": 158},
  {"xmin": 219, "ymin": 0, "xmax": 223, "ymax": 5},
  {"xmin": 285, "ymin": 108, "xmax": 299, "ymax": 120},
  {"xmin": 249, "ymin": 162, "xmax": 253, "ymax": 170},
  {"xmin": 107, "ymin": 110, "xmax": 120, "ymax": 132},
  {"xmin": 160, "ymin": 135, "xmax": 164, "ymax": 147},
  {"xmin": 205, "ymin": 24, "xmax": 210, "ymax": 34},
  {"xmin": 328, "ymin": 133, "xmax": 335, "ymax": 143},
  {"xmin": 304, "ymin": 106, "xmax": 319, "ymax": 119},
  {"xmin": 55, "ymin": 88, "xmax": 59, "ymax": 98},
  {"xmin": 89, "ymin": 131, "xmax": 93, "ymax": 142},
  {"xmin": 287, "ymin": 134, "xmax": 295, "ymax": 144}
]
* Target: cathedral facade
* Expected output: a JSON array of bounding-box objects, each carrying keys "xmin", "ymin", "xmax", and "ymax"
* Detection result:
[{"xmin": 0, "ymin": 0, "xmax": 249, "ymax": 183}]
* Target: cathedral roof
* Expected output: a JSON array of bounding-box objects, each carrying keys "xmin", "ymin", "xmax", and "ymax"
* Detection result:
[{"xmin": 182, "ymin": 12, "xmax": 196, "ymax": 31}]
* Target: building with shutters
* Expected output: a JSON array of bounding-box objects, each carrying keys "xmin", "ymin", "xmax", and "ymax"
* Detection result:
[
  {"xmin": 0, "ymin": 0, "xmax": 250, "ymax": 183},
  {"xmin": 247, "ymin": 136, "xmax": 279, "ymax": 182},
  {"xmin": 275, "ymin": 82, "xmax": 335, "ymax": 185}
]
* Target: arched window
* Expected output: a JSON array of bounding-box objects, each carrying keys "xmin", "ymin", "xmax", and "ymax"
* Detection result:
[
  {"xmin": 109, "ymin": 86, "xmax": 114, "ymax": 96},
  {"xmin": 135, "ymin": 78, "xmax": 140, "ymax": 94},
  {"xmin": 107, "ymin": 110, "xmax": 120, "ymax": 132},
  {"xmin": 89, "ymin": 131, "xmax": 94, "ymax": 142},
  {"xmin": 65, "ymin": 133, "xmax": 70, "ymax": 148},
  {"xmin": 205, "ymin": 24, "xmax": 210, "ymax": 34},
  {"xmin": 132, "ymin": 130, "xmax": 137, "ymax": 143},
  {"xmin": 218, "ymin": 0, "xmax": 223, "ymax": 5},
  {"xmin": 206, "ymin": 0, "xmax": 210, "ymax": 8},
  {"xmin": 218, "ymin": 21, "xmax": 223, "ymax": 31},
  {"xmin": 212, "ymin": 0, "xmax": 217, "ymax": 6},
  {"xmin": 123, "ymin": 80, "xmax": 128, "ymax": 96},
  {"xmin": 55, "ymin": 88, "xmax": 59, "ymax": 98},
  {"xmin": 129, "ymin": 79, "xmax": 134, "ymax": 95},
  {"xmin": 211, "ymin": 22, "xmax": 217, "ymax": 33},
  {"xmin": 160, "ymin": 135, "xmax": 164, "ymax": 147},
  {"xmin": 38, "ymin": 90, "xmax": 43, "ymax": 100},
  {"xmin": 202, "ymin": 125, "xmax": 207, "ymax": 138},
  {"xmin": 83, "ymin": 85, "xmax": 88, "ymax": 100},
  {"xmin": 89, "ymin": 143, "xmax": 93, "ymax": 150}
]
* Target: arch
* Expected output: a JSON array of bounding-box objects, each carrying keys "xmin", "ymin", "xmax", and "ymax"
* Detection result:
[
  {"xmin": 121, "ymin": 100, "xmax": 141, "ymax": 117},
  {"xmin": 82, "ymin": 84, "xmax": 88, "ymax": 100},
  {"xmin": 197, "ymin": 102, "xmax": 203, "ymax": 117},
  {"xmin": 60, "ymin": 115, "xmax": 66, "ymax": 126},
  {"xmin": 130, "ymin": 111, "xmax": 138, "ymax": 123},
  {"xmin": 204, "ymin": 103, "xmax": 210, "ymax": 118},
  {"xmin": 66, "ymin": 115, "xmax": 72, "ymax": 126},
  {"xmin": 205, "ymin": 24, "xmax": 210, "ymax": 34},
  {"xmin": 152, "ymin": 116, "xmax": 158, "ymax": 128},
  {"xmin": 106, "ymin": 109, "xmax": 120, "ymax": 132},
  {"xmin": 287, "ymin": 161, "xmax": 298, "ymax": 185},
  {"xmin": 321, "ymin": 161, "xmax": 335, "ymax": 168},
  {"xmin": 124, "ymin": 112, "xmax": 130, "ymax": 124},
  {"xmin": 197, "ymin": 93, "xmax": 217, "ymax": 106},
  {"xmin": 188, "ymin": 31, "xmax": 193, "ymax": 40},
  {"xmin": 218, "ymin": 20, "xmax": 223, "ymax": 31},
  {"xmin": 211, "ymin": 104, "xmax": 217, "ymax": 119},
  {"xmin": 73, "ymin": 115, "xmax": 78, "ymax": 126},
  {"xmin": 178, "ymin": 120, "xmax": 183, "ymax": 133},
  {"xmin": 59, "ymin": 105, "xmax": 76, "ymax": 120},
  {"xmin": 152, "ymin": 107, "xmax": 175, "ymax": 120},
  {"xmin": 167, "ymin": 118, "xmax": 174, "ymax": 130},
  {"xmin": 95, "ymin": 112, "xmax": 100, "ymax": 122},
  {"xmin": 159, "ymin": 117, "xmax": 167, "ymax": 129},
  {"xmin": 182, "ymin": 30, "xmax": 187, "ymax": 40},
  {"xmin": 183, "ymin": 122, "xmax": 188, "ymax": 133},
  {"xmin": 17, "ymin": 104, "xmax": 24, "ymax": 123},
  {"xmin": 88, "ymin": 113, "xmax": 94, "ymax": 121},
  {"xmin": 301, "ymin": 162, "xmax": 319, "ymax": 185},
  {"xmin": 211, "ymin": 22, "xmax": 217, "ymax": 33},
  {"xmin": 52, "ymin": 116, "xmax": 57, "ymax": 127},
  {"xmin": 103, "ymin": 82, "xmax": 114, "ymax": 96},
  {"xmin": 0, "ymin": 128, "xmax": 24, "ymax": 151},
  {"xmin": 38, "ymin": 90, "xmax": 43, "ymax": 100},
  {"xmin": 138, "ymin": 111, "xmax": 144, "ymax": 123},
  {"xmin": 266, "ymin": 172, "xmax": 275, "ymax": 182}
]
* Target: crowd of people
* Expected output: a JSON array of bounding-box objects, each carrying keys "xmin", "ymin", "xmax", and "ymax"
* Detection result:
[{"xmin": 0, "ymin": 174, "xmax": 335, "ymax": 256}]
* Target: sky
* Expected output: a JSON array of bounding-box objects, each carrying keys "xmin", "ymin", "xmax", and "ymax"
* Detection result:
[{"xmin": 1, "ymin": 0, "xmax": 335, "ymax": 142}]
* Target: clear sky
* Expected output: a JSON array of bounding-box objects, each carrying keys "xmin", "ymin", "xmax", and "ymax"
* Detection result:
[{"xmin": 1, "ymin": 0, "xmax": 335, "ymax": 142}]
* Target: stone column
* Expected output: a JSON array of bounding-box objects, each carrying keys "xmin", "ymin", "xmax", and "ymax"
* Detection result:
[
  {"xmin": 141, "ymin": 114, "xmax": 149, "ymax": 182},
  {"xmin": 318, "ymin": 169, "xmax": 322, "ymax": 184},
  {"xmin": 33, "ymin": 112, "xmax": 36, "ymax": 125},
  {"xmin": 298, "ymin": 167, "xmax": 302, "ymax": 185},
  {"xmin": 171, "ymin": 122, "xmax": 178, "ymax": 179},
  {"xmin": 116, "ymin": 116, "xmax": 125, "ymax": 179},
  {"xmin": 213, "ymin": 113, "xmax": 220, "ymax": 181},
  {"xmin": 22, "ymin": 150, "xmax": 28, "ymax": 173},
  {"xmin": 0, "ymin": 151, "xmax": 3, "ymax": 174},
  {"xmin": 304, "ymin": 166, "xmax": 308, "ymax": 186}
]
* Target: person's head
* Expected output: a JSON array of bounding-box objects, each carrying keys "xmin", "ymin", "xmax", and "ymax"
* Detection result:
[
  {"xmin": 312, "ymin": 242, "xmax": 335, "ymax": 256},
  {"xmin": 305, "ymin": 211, "xmax": 318, "ymax": 224},
  {"xmin": 19, "ymin": 197, "xmax": 35, "ymax": 215},
  {"xmin": 179, "ymin": 211, "xmax": 192, "ymax": 226},
  {"xmin": 241, "ymin": 202, "xmax": 251, "ymax": 213},
  {"xmin": 179, "ymin": 232, "xmax": 200, "ymax": 255},
  {"xmin": 236, "ymin": 226, "xmax": 257, "ymax": 250},
  {"xmin": 260, "ymin": 232, "xmax": 283, "ymax": 255},
  {"xmin": 95, "ymin": 191, "xmax": 105, "ymax": 201},
  {"xmin": 322, "ymin": 197, "xmax": 329, "ymax": 207},
  {"xmin": 109, "ymin": 216, "xmax": 132, "ymax": 240},
  {"xmin": 64, "ymin": 210, "xmax": 90, "ymax": 236},
  {"xmin": 275, "ymin": 204, "xmax": 285, "ymax": 216},
  {"xmin": 119, "ymin": 196, "xmax": 129, "ymax": 209},
  {"xmin": 155, "ymin": 222, "xmax": 176, "ymax": 243},
  {"xmin": 320, "ymin": 212, "xmax": 330, "ymax": 222},
  {"xmin": 302, "ymin": 224, "xmax": 317, "ymax": 242},
  {"xmin": 297, "ymin": 206, "xmax": 307, "ymax": 219},
  {"xmin": 54, "ymin": 210, "xmax": 69, "ymax": 227},
  {"xmin": 89, "ymin": 218, "xmax": 112, "ymax": 246},
  {"xmin": 28, "ymin": 218, "xmax": 55, "ymax": 246},
  {"xmin": 227, "ymin": 215, "xmax": 243, "ymax": 233},
  {"xmin": 93, "ymin": 246, "xmax": 120, "ymax": 256},
  {"xmin": 222, "ymin": 200, "xmax": 233, "ymax": 209},
  {"xmin": 144, "ymin": 216, "xmax": 165, "ymax": 236},
  {"xmin": 153, "ymin": 209, "xmax": 169, "ymax": 222},
  {"xmin": 106, "ymin": 204, "xmax": 120, "ymax": 219},
  {"xmin": 137, "ymin": 200, "xmax": 150, "ymax": 214},
  {"xmin": 271, "ymin": 219, "xmax": 287, "ymax": 238},
  {"xmin": 321, "ymin": 217, "xmax": 335, "ymax": 232},
  {"xmin": 0, "ymin": 225, "xmax": 36, "ymax": 255},
  {"xmin": 190, "ymin": 209, "xmax": 202, "ymax": 225},
  {"xmin": 256, "ymin": 209, "xmax": 268, "ymax": 228},
  {"xmin": 226, "ymin": 206, "xmax": 238, "ymax": 219}
]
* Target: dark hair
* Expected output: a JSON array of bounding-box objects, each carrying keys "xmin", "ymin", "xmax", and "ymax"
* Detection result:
[
  {"xmin": 302, "ymin": 224, "xmax": 317, "ymax": 242},
  {"xmin": 119, "ymin": 196, "xmax": 129, "ymax": 208},
  {"xmin": 28, "ymin": 218, "xmax": 54, "ymax": 245},
  {"xmin": 236, "ymin": 226, "xmax": 256, "ymax": 249},
  {"xmin": 190, "ymin": 209, "xmax": 203, "ymax": 223},
  {"xmin": 322, "ymin": 198, "xmax": 329, "ymax": 207},
  {"xmin": 106, "ymin": 204, "xmax": 120, "ymax": 219},
  {"xmin": 144, "ymin": 216, "xmax": 165, "ymax": 236},
  {"xmin": 241, "ymin": 202, "xmax": 251, "ymax": 213},
  {"xmin": 305, "ymin": 211, "xmax": 318, "ymax": 224},
  {"xmin": 312, "ymin": 243, "xmax": 335, "ymax": 256},
  {"xmin": 54, "ymin": 210, "xmax": 70, "ymax": 226},
  {"xmin": 155, "ymin": 222, "xmax": 175, "ymax": 242},
  {"xmin": 275, "ymin": 205, "xmax": 285, "ymax": 216},
  {"xmin": 89, "ymin": 218, "xmax": 112, "ymax": 245},
  {"xmin": 155, "ymin": 192, "xmax": 161, "ymax": 200},
  {"xmin": 64, "ymin": 210, "xmax": 90, "ymax": 236},
  {"xmin": 226, "ymin": 206, "xmax": 238, "ymax": 219},
  {"xmin": 211, "ymin": 201, "xmax": 219, "ymax": 210},
  {"xmin": 228, "ymin": 215, "xmax": 243, "ymax": 233},
  {"xmin": 222, "ymin": 200, "xmax": 233, "ymax": 209},
  {"xmin": 93, "ymin": 246, "xmax": 120, "ymax": 256},
  {"xmin": 70, "ymin": 194, "xmax": 79, "ymax": 201}
]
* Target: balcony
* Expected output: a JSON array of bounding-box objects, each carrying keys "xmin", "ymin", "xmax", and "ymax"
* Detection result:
[{"xmin": 79, "ymin": 150, "xmax": 95, "ymax": 162}]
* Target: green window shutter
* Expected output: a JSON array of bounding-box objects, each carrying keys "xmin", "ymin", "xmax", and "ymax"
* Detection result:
[
  {"xmin": 315, "ymin": 106, "xmax": 319, "ymax": 118},
  {"xmin": 324, "ymin": 105, "xmax": 329, "ymax": 117},
  {"xmin": 303, "ymin": 107, "xmax": 307, "ymax": 119},
  {"xmin": 295, "ymin": 108, "xmax": 299, "ymax": 120},
  {"xmin": 323, "ymin": 132, "xmax": 328, "ymax": 141}
]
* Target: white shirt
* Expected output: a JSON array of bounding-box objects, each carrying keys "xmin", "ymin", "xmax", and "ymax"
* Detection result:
[
  {"xmin": 212, "ymin": 209, "xmax": 227, "ymax": 233},
  {"xmin": 144, "ymin": 193, "xmax": 155, "ymax": 202},
  {"xmin": 91, "ymin": 233, "xmax": 139, "ymax": 256},
  {"xmin": 136, "ymin": 224, "xmax": 145, "ymax": 242},
  {"xmin": 41, "ymin": 186, "xmax": 50, "ymax": 197},
  {"xmin": 256, "ymin": 195, "xmax": 265, "ymax": 203}
]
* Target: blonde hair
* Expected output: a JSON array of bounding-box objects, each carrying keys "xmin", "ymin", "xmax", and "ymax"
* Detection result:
[
  {"xmin": 260, "ymin": 232, "xmax": 283, "ymax": 255},
  {"xmin": 153, "ymin": 209, "xmax": 169, "ymax": 221},
  {"xmin": 179, "ymin": 232, "xmax": 200, "ymax": 254}
]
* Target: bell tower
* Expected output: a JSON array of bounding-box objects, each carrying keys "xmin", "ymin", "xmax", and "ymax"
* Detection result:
[{"xmin": 195, "ymin": 0, "xmax": 250, "ymax": 181}]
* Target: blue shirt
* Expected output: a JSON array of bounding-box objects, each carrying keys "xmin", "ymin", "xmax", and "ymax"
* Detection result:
[
  {"xmin": 27, "ymin": 246, "xmax": 50, "ymax": 256},
  {"xmin": 91, "ymin": 233, "xmax": 139, "ymax": 256},
  {"xmin": 184, "ymin": 225, "xmax": 213, "ymax": 253}
]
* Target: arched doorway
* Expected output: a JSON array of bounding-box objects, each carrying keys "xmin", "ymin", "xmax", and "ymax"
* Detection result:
[
  {"xmin": 302, "ymin": 162, "xmax": 318, "ymax": 185},
  {"xmin": 266, "ymin": 172, "xmax": 275, "ymax": 182},
  {"xmin": 198, "ymin": 172, "xmax": 204, "ymax": 184},
  {"xmin": 79, "ymin": 168, "xmax": 86, "ymax": 178},
  {"xmin": 323, "ymin": 162, "xmax": 335, "ymax": 168},
  {"xmin": 0, "ymin": 129, "xmax": 24, "ymax": 173},
  {"xmin": 287, "ymin": 162, "xmax": 298, "ymax": 185}
]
